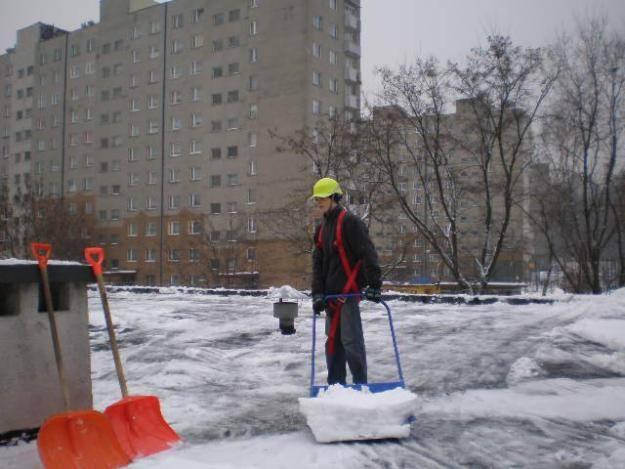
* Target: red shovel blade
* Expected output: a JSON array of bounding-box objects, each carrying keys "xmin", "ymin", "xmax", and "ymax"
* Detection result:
[
  {"xmin": 104, "ymin": 395, "xmax": 181, "ymax": 459},
  {"xmin": 37, "ymin": 410, "xmax": 131, "ymax": 469}
]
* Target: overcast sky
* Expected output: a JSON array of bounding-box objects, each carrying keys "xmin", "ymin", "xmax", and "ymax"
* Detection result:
[{"xmin": 1, "ymin": 0, "xmax": 624, "ymax": 96}]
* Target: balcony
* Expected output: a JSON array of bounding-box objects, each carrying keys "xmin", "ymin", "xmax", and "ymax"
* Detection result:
[
  {"xmin": 344, "ymin": 40, "xmax": 361, "ymax": 57},
  {"xmin": 345, "ymin": 11, "xmax": 359, "ymax": 30},
  {"xmin": 345, "ymin": 94, "xmax": 359, "ymax": 109},
  {"xmin": 344, "ymin": 66, "xmax": 360, "ymax": 82}
]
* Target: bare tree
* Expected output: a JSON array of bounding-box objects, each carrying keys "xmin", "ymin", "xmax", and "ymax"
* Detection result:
[
  {"xmin": 0, "ymin": 179, "xmax": 95, "ymax": 260},
  {"xmin": 536, "ymin": 18, "xmax": 625, "ymax": 293},
  {"xmin": 372, "ymin": 36, "xmax": 555, "ymax": 292},
  {"xmin": 450, "ymin": 35, "xmax": 556, "ymax": 289}
]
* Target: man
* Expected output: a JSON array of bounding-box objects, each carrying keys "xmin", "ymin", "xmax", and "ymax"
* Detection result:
[{"xmin": 311, "ymin": 177, "xmax": 382, "ymax": 385}]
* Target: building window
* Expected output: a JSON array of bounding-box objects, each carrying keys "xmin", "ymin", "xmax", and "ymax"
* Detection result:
[
  {"xmin": 190, "ymin": 194, "xmax": 201, "ymax": 208},
  {"xmin": 211, "ymin": 148, "xmax": 222, "ymax": 160},
  {"xmin": 249, "ymin": 48, "xmax": 258, "ymax": 63},
  {"xmin": 227, "ymin": 63, "xmax": 240, "ymax": 76},
  {"xmin": 168, "ymin": 221, "xmax": 181, "ymax": 236},
  {"xmin": 227, "ymin": 90, "xmax": 239, "ymax": 103},
  {"xmin": 212, "ymin": 66, "xmax": 223, "ymax": 79},
  {"xmin": 312, "ymin": 70, "xmax": 321, "ymax": 86},
  {"xmin": 146, "ymin": 223, "xmax": 157, "ymax": 236},
  {"xmin": 172, "ymin": 14, "xmax": 184, "ymax": 29},
  {"xmin": 249, "ymin": 160, "xmax": 257, "ymax": 176},
  {"xmin": 170, "ymin": 90, "xmax": 182, "ymax": 105},
  {"xmin": 168, "ymin": 194, "xmax": 180, "ymax": 209},
  {"xmin": 190, "ymin": 60, "xmax": 202, "ymax": 75},
  {"xmin": 313, "ymin": 16, "xmax": 323, "ymax": 30},
  {"xmin": 227, "ymin": 146, "xmax": 238, "ymax": 158},
  {"xmin": 248, "ymin": 217, "xmax": 256, "ymax": 233},
  {"xmin": 148, "ymin": 120, "xmax": 160, "ymax": 134},
  {"xmin": 313, "ymin": 42, "xmax": 321, "ymax": 58},
  {"xmin": 150, "ymin": 21, "xmax": 161, "ymax": 34},
  {"xmin": 228, "ymin": 36, "xmax": 240, "ymax": 48},
  {"xmin": 146, "ymin": 248, "xmax": 156, "ymax": 262},
  {"xmin": 227, "ymin": 173, "xmax": 239, "ymax": 186},
  {"xmin": 149, "ymin": 45, "xmax": 159, "ymax": 59},
  {"xmin": 128, "ymin": 223, "xmax": 138, "ymax": 238},
  {"xmin": 249, "ymin": 21, "xmax": 257, "ymax": 36},
  {"xmin": 330, "ymin": 23, "xmax": 338, "ymax": 39},
  {"xmin": 170, "ymin": 142, "xmax": 181, "ymax": 157},
  {"xmin": 312, "ymin": 99, "xmax": 321, "ymax": 115},
  {"xmin": 192, "ymin": 87, "xmax": 201, "ymax": 102},
  {"xmin": 244, "ymin": 104, "xmax": 256, "ymax": 122},
  {"xmin": 212, "ymin": 93, "xmax": 222, "ymax": 105},
  {"xmin": 190, "ymin": 139, "xmax": 202, "ymax": 154},
  {"xmin": 192, "ymin": 8, "xmax": 204, "ymax": 23},
  {"xmin": 171, "ymin": 116, "xmax": 182, "ymax": 131},
  {"xmin": 229, "ymin": 9, "xmax": 241, "ymax": 21},
  {"xmin": 210, "ymin": 203, "xmax": 221, "ymax": 214},
  {"xmin": 212, "ymin": 39, "xmax": 223, "ymax": 52},
  {"xmin": 227, "ymin": 117, "xmax": 239, "ymax": 130},
  {"xmin": 247, "ymin": 247, "xmax": 256, "ymax": 261},
  {"xmin": 213, "ymin": 13, "xmax": 225, "ymax": 26},
  {"xmin": 329, "ymin": 49, "xmax": 337, "ymax": 65},
  {"xmin": 210, "ymin": 175, "xmax": 221, "ymax": 187},
  {"xmin": 191, "ymin": 167, "xmax": 201, "ymax": 181},
  {"xmin": 192, "ymin": 113, "xmax": 203, "ymax": 127},
  {"xmin": 247, "ymin": 188, "xmax": 256, "ymax": 204},
  {"xmin": 128, "ymin": 198, "xmax": 138, "ymax": 211}
]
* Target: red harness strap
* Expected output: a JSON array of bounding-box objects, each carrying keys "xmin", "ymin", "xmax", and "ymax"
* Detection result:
[{"xmin": 324, "ymin": 210, "xmax": 362, "ymax": 355}]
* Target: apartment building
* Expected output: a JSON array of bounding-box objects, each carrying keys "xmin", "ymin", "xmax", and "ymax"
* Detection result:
[{"xmin": 0, "ymin": 0, "xmax": 362, "ymax": 288}]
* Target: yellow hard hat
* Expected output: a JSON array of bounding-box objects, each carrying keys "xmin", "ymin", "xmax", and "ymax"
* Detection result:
[{"xmin": 311, "ymin": 177, "xmax": 343, "ymax": 198}]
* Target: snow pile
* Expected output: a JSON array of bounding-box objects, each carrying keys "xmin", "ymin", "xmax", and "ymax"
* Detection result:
[
  {"xmin": 298, "ymin": 385, "xmax": 417, "ymax": 443},
  {"xmin": 266, "ymin": 285, "xmax": 309, "ymax": 300}
]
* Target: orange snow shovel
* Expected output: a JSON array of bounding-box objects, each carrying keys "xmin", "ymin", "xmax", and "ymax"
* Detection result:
[
  {"xmin": 85, "ymin": 247, "xmax": 181, "ymax": 459},
  {"xmin": 32, "ymin": 243, "xmax": 130, "ymax": 469}
]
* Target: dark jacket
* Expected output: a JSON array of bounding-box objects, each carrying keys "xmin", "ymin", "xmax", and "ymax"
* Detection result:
[{"xmin": 312, "ymin": 205, "xmax": 382, "ymax": 295}]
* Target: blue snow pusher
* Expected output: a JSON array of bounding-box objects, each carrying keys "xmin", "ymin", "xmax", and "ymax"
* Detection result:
[{"xmin": 309, "ymin": 293, "xmax": 405, "ymax": 397}]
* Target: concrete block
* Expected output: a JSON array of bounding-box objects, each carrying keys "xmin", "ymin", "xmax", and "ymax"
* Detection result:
[{"xmin": 0, "ymin": 261, "xmax": 93, "ymax": 436}]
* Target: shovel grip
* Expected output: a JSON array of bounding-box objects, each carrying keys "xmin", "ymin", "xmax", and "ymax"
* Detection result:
[
  {"xmin": 85, "ymin": 247, "xmax": 105, "ymax": 277},
  {"xmin": 31, "ymin": 242, "xmax": 52, "ymax": 269}
]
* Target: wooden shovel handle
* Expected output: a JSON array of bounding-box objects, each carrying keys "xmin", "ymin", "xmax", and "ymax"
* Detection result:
[
  {"xmin": 84, "ymin": 247, "xmax": 129, "ymax": 397},
  {"xmin": 31, "ymin": 242, "xmax": 71, "ymax": 411}
]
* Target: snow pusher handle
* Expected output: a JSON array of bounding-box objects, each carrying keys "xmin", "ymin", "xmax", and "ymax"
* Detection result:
[
  {"xmin": 310, "ymin": 293, "xmax": 405, "ymax": 397},
  {"xmin": 31, "ymin": 242, "xmax": 52, "ymax": 269},
  {"xmin": 84, "ymin": 247, "xmax": 104, "ymax": 276}
]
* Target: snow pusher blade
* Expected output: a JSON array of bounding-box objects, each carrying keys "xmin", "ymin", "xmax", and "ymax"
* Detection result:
[
  {"xmin": 37, "ymin": 411, "xmax": 131, "ymax": 469},
  {"xmin": 104, "ymin": 395, "xmax": 181, "ymax": 458},
  {"xmin": 85, "ymin": 247, "xmax": 181, "ymax": 459},
  {"xmin": 301, "ymin": 294, "xmax": 417, "ymax": 443},
  {"xmin": 31, "ymin": 243, "xmax": 131, "ymax": 469}
]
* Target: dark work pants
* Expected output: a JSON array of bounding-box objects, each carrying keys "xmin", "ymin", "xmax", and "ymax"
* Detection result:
[{"xmin": 325, "ymin": 297, "xmax": 367, "ymax": 385}]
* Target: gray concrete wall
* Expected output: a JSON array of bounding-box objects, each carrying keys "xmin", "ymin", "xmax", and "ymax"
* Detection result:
[{"xmin": 0, "ymin": 276, "xmax": 92, "ymax": 434}]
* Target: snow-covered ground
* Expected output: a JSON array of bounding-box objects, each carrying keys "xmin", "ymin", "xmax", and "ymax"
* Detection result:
[{"xmin": 2, "ymin": 288, "xmax": 625, "ymax": 468}]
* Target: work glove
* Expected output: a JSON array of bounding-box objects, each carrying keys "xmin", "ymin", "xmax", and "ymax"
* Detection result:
[
  {"xmin": 364, "ymin": 286, "xmax": 382, "ymax": 303},
  {"xmin": 312, "ymin": 294, "xmax": 326, "ymax": 315}
]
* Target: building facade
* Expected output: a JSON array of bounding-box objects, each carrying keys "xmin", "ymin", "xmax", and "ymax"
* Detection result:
[{"xmin": 0, "ymin": 0, "xmax": 361, "ymax": 288}]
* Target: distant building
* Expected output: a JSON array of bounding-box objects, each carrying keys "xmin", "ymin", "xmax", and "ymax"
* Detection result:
[{"xmin": 0, "ymin": 0, "xmax": 362, "ymax": 288}]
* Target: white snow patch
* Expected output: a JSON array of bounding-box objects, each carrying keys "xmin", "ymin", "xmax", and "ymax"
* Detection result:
[
  {"xmin": 506, "ymin": 357, "xmax": 545, "ymax": 385},
  {"xmin": 298, "ymin": 385, "xmax": 417, "ymax": 443},
  {"xmin": 266, "ymin": 285, "xmax": 309, "ymax": 300},
  {"xmin": 0, "ymin": 258, "xmax": 83, "ymax": 265},
  {"xmin": 423, "ymin": 378, "xmax": 625, "ymax": 422},
  {"xmin": 567, "ymin": 319, "xmax": 625, "ymax": 350}
]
